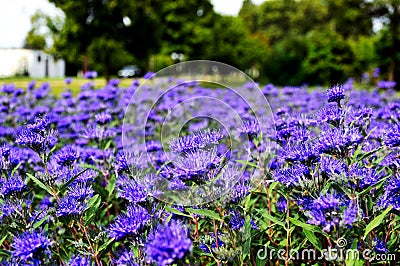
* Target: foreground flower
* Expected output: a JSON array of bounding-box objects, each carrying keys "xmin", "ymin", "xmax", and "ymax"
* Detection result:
[
  {"xmin": 169, "ymin": 129, "xmax": 224, "ymax": 154},
  {"xmin": 11, "ymin": 231, "xmax": 52, "ymax": 263},
  {"xmin": 108, "ymin": 205, "xmax": 150, "ymax": 240},
  {"xmin": 0, "ymin": 174, "xmax": 28, "ymax": 197},
  {"xmin": 327, "ymin": 85, "xmax": 345, "ymax": 105},
  {"xmin": 69, "ymin": 254, "xmax": 90, "ymax": 266},
  {"xmin": 114, "ymin": 250, "xmax": 141, "ymax": 266},
  {"xmin": 384, "ymin": 124, "xmax": 400, "ymax": 148},
  {"xmin": 145, "ymin": 220, "xmax": 192, "ymax": 266}
]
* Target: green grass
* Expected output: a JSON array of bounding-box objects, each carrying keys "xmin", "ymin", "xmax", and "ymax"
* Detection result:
[{"xmin": 0, "ymin": 77, "xmax": 137, "ymax": 96}]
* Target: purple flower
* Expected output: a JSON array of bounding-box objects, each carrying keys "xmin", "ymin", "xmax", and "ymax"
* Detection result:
[
  {"xmin": 108, "ymin": 78, "xmax": 120, "ymax": 87},
  {"xmin": 84, "ymin": 70, "xmax": 98, "ymax": 79},
  {"xmin": 15, "ymin": 116, "xmax": 58, "ymax": 155},
  {"xmin": 384, "ymin": 124, "xmax": 400, "ymax": 148},
  {"xmin": 169, "ymin": 129, "xmax": 224, "ymax": 154},
  {"xmin": 67, "ymin": 182, "xmax": 94, "ymax": 201},
  {"xmin": 11, "ymin": 231, "xmax": 52, "ymax": 262},
  {"xmin": 27, "ymin": 80, "xmax": 36, "ymax": 90},
  {"xmin": 81, "ymin": 126, "xmax": 116, "ymax": 141},
  {"xmin": 56, "ymin": 195, "xmax": 87, "ymax": 218},
  {"xmin": 64, "ymin": 77, "xmax": 73, "ymax": 85},
  {"xmin": 239, "ymin": 120, "xmax": 260, "ymax": 140},
  {"xmin": 0, "ymin": 174, "xmax": 28, "ymax": 197},
  {"xmin": 199, "ymin": 233, "xmax": 225, "ymax": 253},
  {"xmin": 327, "ymin": 85, "xmax": 345, "ymax": 105},
  {"xmin": 319, "ymin": 156, "xmax": 347, "ymax": 178},
  {"xmin": 15, "ymin": 129, "xmax": 46, "ymax": 154},
  {"xmin": 116, "ymin": 175, "xmax": 147, "ymax": 203},
  {"xmin": 54, "ymin": 145, "xmax": 79, "ymax": 166},
  {"xmin": 317, "ymin": 105, "xmax": 343, "ymax": 127},
  {"xmin": 350, "ymin": 165, "xmax": 380, "ymax": 189},
  {"xmin": 229, "ymin": 211, "xmax": 245, "ymax": 230},
  {"xmin": 146, "ymin": 140, "xmax": 163, "ymax": 152},
  {"xmin": 342, "ymin": 202, "xmax": 358, "ymax": 227},
  {"xmin": 279, "ymin": 142, "xmax": 320, "ymax": 165},
  {"xmin": 143, "ymin": 72, "xmax": 155, "ymax": 80},
  {"xmin": 145, "ymin": 220, "xmax": 192, "ymax": 266},
  {"xmin": 276, "ymin": 196, "xmax": 288, "ymax": 213},
  {"xmin": 0, "ymin": 199, "xmax": 23, "ymax": 221},
  {"xmin": 372, "ymin": 67, "xmax": 380, "ymax": 78},
  {"xmin": 108, "ymin": 205, "xmax": 150, "ymax": 240},
  {"xmin": 377, "ymin": 80, "xmax": 396, "ymax": 89},
  {"xmin": 115, "ymin": 152, "xmax": 140, "ymax": 173},
  {"xmin": 114, "ymin": 250, "xmax": 140, "ymax": 266},
  {"xmin": 95, "ymin": 112, "xmax": 112, "ymax": 125},
  {"xmin": 69, "ymin": 255, "xmax": 90, "ymax": 266},
  {"xmin": 307, "ymin": 193, "xmax": 341, "ymax": 232},
  {"xmin": 274, "ymin": 164, "xmax": 309, "ymax": 187},
  {"xmin": 1, "ymin": 84, "xmax": 16, "ymax": 94},
  {"xmin": 374, "ymin": 238, "xmax": 389, "ymax": 253},
  {"xmin": 378, "ymin": 173, "xmax": 400, "ymax": 211},
  {"xmin": 317, "ymin": 127, "xmax": 363, "ymax": 157}
]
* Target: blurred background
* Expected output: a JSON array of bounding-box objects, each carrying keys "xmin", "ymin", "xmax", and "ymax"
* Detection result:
[{"xmin": 0, "ymin": 0, "xmax": 399, "ymax": 87}]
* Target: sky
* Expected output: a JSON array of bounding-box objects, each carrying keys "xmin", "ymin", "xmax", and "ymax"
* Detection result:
[{"xmin": 0, "ymin": 0, "xmax": 265, "ymax": 48}]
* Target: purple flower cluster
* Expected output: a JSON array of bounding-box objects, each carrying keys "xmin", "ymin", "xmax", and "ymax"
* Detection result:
[
  {"xmin": 145, "ymin": 220, "xmax": 192, "ymax": 266},
  {"xmin": 11, "ymin": 231, "xmax": 52, "ymax": 263},
  {"xmin": 0, "ymin": 75, "xmax": 399, "ymax": 264}
]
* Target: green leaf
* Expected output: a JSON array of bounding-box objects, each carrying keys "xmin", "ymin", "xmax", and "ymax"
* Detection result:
[
  {"xmin": 345, "ymin": 239, "xmax": 364, "ymax": 266},
  {"xmin": 58, "ymin": 168, "xmax": 88, "ymax": 194},
  {"xmin": 107, "ymin": 174, "xmax": 116, "ymax": 199},
  {"xmin": 185, "ymin": 208, "xmax": 222, "ymax": 221},
  {"xmin": 235, "ymin": 159, "xmax": 260, "ymax": 169},
  {"xmin": 288, "ymin": 217, "xmax": 326, "ymax": 235},
  {"xmin": 103, "ymin": 139, "xmax": 113, "ymax": 150},
  {"xmin": 84, "ymin": 194, "xmax": 102, "ymax": 226},
  {"xmin": 48, "ymin": 144, "xmax": 58, "ymax": 157},
  {"xmin": 11, "ymin": 162, "xmax": 22, "ymax": 178},
  {"xmin": 256, "ymin": 209, "xmax": 285, "ymax": 227},
  {"xmin": 357, "ymin": 175, "xmax": 390, "ymax": 197},
  {"xmin": 0, "ymin": 235, "xmax": 7, "ymax": 247},
  {"xmin": 357, "ymin": 146, "xmax": 383, "ymax": 162},
  {"xmin": 27, "ymin": 173, "xmax": 54, "ymax": 196},
  {"xmin": 165, "ymin": 206, "xmax": 192, "ymax": 219},
  {"xmin": 242, "ymin": 216, "xmax": 252, "ymax": 259},
  {"xmin": 303, "ymin": 229, "xmax": 322, "ymax": 251},
  {"xmin": 33, "ymin": 214, "xmax": 51, "ymax": 229},
  {"xmin": 363, "ymin": 205, "xmax": 392, "ymax": 239},
  {"xmin": 97, "ymin": 237, "xmax": 115, "ymax": 256},
  {"xmin": 80, "ymin": 163, "xmax": 101, "ymax": 173},
  {"xmin": 0, "ymin": 249, "xmax": 10, "ymax": 258}
]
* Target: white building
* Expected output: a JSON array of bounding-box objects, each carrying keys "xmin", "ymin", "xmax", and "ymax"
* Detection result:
[{"xmin": 0, "ymin": 49, "xmax": 65, "ymax": 78}]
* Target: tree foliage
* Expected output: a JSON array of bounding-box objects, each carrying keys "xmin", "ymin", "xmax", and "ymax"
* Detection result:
[{"xmin": 25, "ymin": 0, "xmax": 400, "ymax": 86}]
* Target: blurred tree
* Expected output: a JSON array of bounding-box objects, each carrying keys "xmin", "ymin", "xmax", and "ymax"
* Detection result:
[
  {"xmin": 87, "ymin": 37, "xmax": 134, "ymax": 80},
  {"xmin": 324, "ymin": 0, "xmax": 374, "ymax": 38},
  {"xmin": 262, "ymin": 36, "xmax": 308, "ymax": 85},
  {"xmin": 255, "ymin": 0, "xmax": 328, "ymax": 45},
  {"xmin": 23, "ymin": 11, "xmax": 50, "ymax": 50},
  {"xmin": 48, "ymin": 0, "xmax": 162, "ymax": 79},
  {"xmin": 158, "ymin": 0, "xmax": 216, "ymax": 59},
  {"xmin": 367, "ymin": 0, "xmax": 400, "ymax": 83},
  {"xmin": 303, "ymin": 30, "xmax": 355, "ymax": 84},
  {"xmin": 24, "ymin": 32, "xmax": 46, "ymax": 50},
  {"xmin": 238, "ymin": 0, "xmax": 260, "ymax": 33}
]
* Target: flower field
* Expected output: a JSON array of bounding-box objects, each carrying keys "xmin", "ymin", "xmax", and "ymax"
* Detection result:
[{"xmin": 0, "ymin": 70, "xmax": 399, "ymax": 265}]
